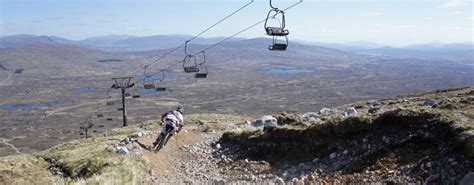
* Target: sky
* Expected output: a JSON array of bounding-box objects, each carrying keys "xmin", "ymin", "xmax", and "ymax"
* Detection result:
[{"xmin": 0, "ymin": 0, "xmax": 473, "ymax": 46}]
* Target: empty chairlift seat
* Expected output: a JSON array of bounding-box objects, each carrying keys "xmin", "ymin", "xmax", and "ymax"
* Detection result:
[
  {"xmin": 264, "ymin": 1, "xmax": 290, "ymax": 51},
  {"xmin": 268, "ymin": 36, "xmax": 288, "ymax": 51}
]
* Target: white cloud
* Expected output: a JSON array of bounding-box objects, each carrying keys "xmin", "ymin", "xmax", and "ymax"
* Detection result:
[{"xmin": 438, "ymin": 0, "xmax": 469, "ymax": 8}]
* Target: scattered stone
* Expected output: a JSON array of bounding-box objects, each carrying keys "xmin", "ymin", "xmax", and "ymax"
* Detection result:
[
  {"xmin": 330, "ymin": 152, "xmax": 337, "ymax": 159},
  {"xmin": 197, "ymin": 120, "xmax": 206, "ymax": 125},
  {"xmin": 116, "ymin": 146, "xmax": 128, "ymax": 154},
  {"xmin": 423, "ymin": 99, "xmax": 436, "ymax": 106},
  {"xmin": 368, "ymin": 107, "xmax": 380, "ymax": 114},
  {"xmin": 344, "ymin": 107, "xmax": 358, "ymax": 116},
  {"xmin": 275, "ymin": 177, "xmax": 285, "ymax": 184},
  {"xmin": 319, "ymin": 108, "xmax": 332, "ymax": 115},
  {"xmin": 363, "ymin": 138, "xmax": 368, "ymax": 143}
]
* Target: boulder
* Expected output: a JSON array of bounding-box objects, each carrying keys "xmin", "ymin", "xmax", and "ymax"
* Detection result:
[
  {"xmin": 116, "ymin": 146, "xmax": 129, "ymax": 154},
  {"xmin": 423, "ymin": 99, "xmax": 436, "ymax": 106},
  {"xmin": 368, "ymin": 107, "xmax": 380, "ymax": 114},
  {"xmin": 275, "ymin": 113, "xmax": 300, "ymax": 125},
  {"xmin": 459, "ymin": 130, "xmax": 474, "ymax": 157},
  {"xmin": 305, "ymin": 112, "xmax": 320, "ymax": 118},
  {"xmin": 344, "ymin": 107, "xmax": 358, "ymax": 116},
  {"xmin": 460, "ymin": 173, "xmax": 474, "ymax": 185},
  {"xmin": 319, "ymin": 108, "xmax": 332, "ymax": 116}
]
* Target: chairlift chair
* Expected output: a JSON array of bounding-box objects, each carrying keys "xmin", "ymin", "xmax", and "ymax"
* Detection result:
[
  {"xmin": 155, "ymin": 70, "xmax": 167, "ymax": 91},
  {"xmin": 265, "ymin": 0, "xmax": 290, "ymax": 51},
  {"xmin": 129, "ymin": 83, "xmax": 141, "ymax": 98},
  {"xmin": 195, "ymin": 68, "xmax": 208, "ymax": 78},
  {"xmin": 194, "ymin": 51, "xmax": 208, "ymax": 78},
  {"xmin": 183, "ymin": 40, "xmax": 200, "ymax": 73},
  {"xmin": 264, "ymin": 9, "xmax": 289, "ymax": 36},
  {"xmin": 268, "ymin": 36, "xmax": 288, "ymax": 51},
  {"xmin": 143, "ymin": 65, "xmax": 157, "ymax": 89},
  {"xmin": 183, "ymin": 55, "xmax": 199, "ymax": 73},
  {"xmin": 105, "ymin": 90, "xmax": 115, "ymax": 106},
  {"xmin": 106, "ymin": 118, "xmax": 113, "ymax": 121},
  {"xmin": 156, "ymin": 87, "xmax": 167, "ymax": 91}
]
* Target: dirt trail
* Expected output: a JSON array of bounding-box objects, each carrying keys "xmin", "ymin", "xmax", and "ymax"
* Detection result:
[
  {"xmin": 136, "ymin": 131, "xmax": 219, "ymax": 182},
  {"xmin": 0, "ymin": 138, "xmax": 22, "ymax": 155}
]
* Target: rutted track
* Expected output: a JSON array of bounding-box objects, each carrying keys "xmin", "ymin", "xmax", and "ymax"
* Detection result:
[{"xmin": 0, "ymin": 138, "xmax": 22, "ymax": 155}]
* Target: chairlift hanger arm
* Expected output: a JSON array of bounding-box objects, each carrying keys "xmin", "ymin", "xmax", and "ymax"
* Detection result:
[
  {"xmin": 198, "ymin": 51, "xmax": 206, "ymax": 65},
  {"xmin": 184, "ymin": 40, "xmax": 191, "ymax": 56},
  {"xmin": 269, "ymin": 0, "xmax": 276, "ymax": 9}
]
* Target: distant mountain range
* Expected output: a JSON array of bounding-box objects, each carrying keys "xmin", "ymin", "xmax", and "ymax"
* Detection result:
[{"xmin": 1, "ymin": 34, "xmax": 472, "ymax": 63}]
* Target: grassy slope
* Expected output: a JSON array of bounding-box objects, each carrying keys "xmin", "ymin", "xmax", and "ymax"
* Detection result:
[
  {"xmin": 0, "ymin": 126, "xmax": 149, "ymax": 184},
  {"xmin": 0, "ymin": 113, "xmax": 247, "ymax": 184}
]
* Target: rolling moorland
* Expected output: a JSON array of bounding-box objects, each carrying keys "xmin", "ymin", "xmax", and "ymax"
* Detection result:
[{"xmin": 0, "ymin": 34, "xmax": 473, "ymax": 158}]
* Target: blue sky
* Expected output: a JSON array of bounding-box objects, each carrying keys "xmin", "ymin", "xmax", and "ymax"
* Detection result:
[{"xmin": 0, "ymin": 0, "xmax": 472, "ymax": 46}]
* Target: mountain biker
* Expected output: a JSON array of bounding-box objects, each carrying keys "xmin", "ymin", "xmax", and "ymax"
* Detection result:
[{"xmin": 153, "ymin": 107, "xmax": 184, "ymax": 147}]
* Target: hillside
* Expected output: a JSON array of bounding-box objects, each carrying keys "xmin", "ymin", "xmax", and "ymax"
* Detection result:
[
  {"xmin": 1, "ymin": 87, "xmax": 473, "ymax": 184},
  {"xmin": 1, "ymin": 35, "xmax": 473, "ymax": 158}
]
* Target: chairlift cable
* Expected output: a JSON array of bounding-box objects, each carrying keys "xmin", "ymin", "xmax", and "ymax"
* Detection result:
[
  {"xmin": 186, "ymin": 0, "xmax": 255, "ymax": 44},
  {"xmin": 131, "ymin": 0, "xmax": 255, "ymax": 76},
  {"xmin": 193, "ymin": 0, "xmax": 303, "ymax": 55}
]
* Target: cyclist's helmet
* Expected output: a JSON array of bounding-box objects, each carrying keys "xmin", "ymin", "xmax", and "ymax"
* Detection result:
[{"xmin": 176, "ymin": 107, "xmax": 184, "ymax": 114}]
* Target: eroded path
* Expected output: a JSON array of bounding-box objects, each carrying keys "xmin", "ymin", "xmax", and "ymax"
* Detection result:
[
  {"xmin": 0, "ymin": 138, "xmax": 22, "ymax": 155},
  {"xmin": 136, "ymin": 131, "xmax": 225, "ymax": 183}
]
